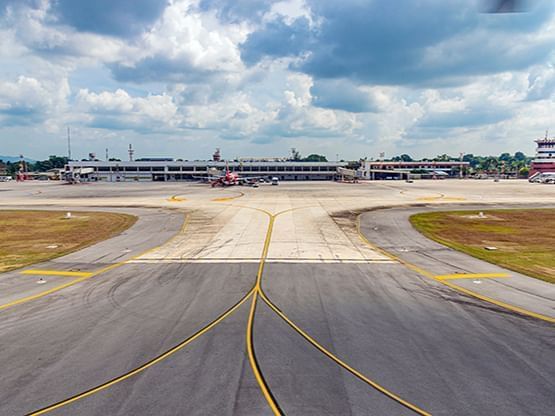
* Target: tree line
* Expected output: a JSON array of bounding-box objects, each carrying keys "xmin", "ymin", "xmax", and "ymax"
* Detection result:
[
  {"xmin": 385, "ymin": 152, "xmax": 532, "ymax": 176},
  {"xmin": 0, "ymin": 155, "xmax": 69, "ymax": 176},
  {"xmin": 0, "ymin": 151, "xmax": 534, "ymax": 177}
]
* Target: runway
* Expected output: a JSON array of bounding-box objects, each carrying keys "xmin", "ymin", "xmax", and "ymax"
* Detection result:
[{"xmin": 0, "ymin": 180, "xmax": 553, "ymax": 415}]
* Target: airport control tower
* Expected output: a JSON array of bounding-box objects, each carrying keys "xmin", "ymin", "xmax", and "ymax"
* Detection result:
[{"xmin": 530, "ymin": 132, "xmax": 555, "ymax": 176}]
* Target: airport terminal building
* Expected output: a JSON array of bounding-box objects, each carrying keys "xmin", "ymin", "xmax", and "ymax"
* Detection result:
[
  {"xmin": 358, "ymin": 160, "xmax": 469, "ymax": 179},
  {"xmin": 66, "ymin": 160, "xmax": 348, "ymax": 182}
]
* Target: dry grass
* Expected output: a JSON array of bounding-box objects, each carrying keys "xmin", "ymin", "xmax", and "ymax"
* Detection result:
[
  {"xmin": 0, "ymin": 210, "xmax": 137, "ymax": 273},
  {"xmin": 410, "ymin": 209, "xmax": 555, "ymax": 284}
]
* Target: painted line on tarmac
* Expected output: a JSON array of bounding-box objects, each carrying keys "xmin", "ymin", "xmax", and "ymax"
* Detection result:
[
  {"xmin": 435, "ymin": 273, "xmax": 509, "ymax": 280},
  {"xmin": 1, "ymin": 214, "xmax": 190, "ymax": 312},
  {"xmin": 258, "ymin": 289, "xmax": 431, "ymax": 416},
  {"xmin": 212, "ymin": 191, "xmax": 245, "ymax": 202},
  {"xmin": 128, "ymin": 258, "xmax": 397, "ymax": 264},
  {"xmin": 246, "ymin": 212, "xmax": 284, "ymax": 416},
  {"xmin": 167, "ymin": 195, "xmax": 186, "ymax": 202},
  {"xmin": 356, "ymin": 214, "xmax": 555, "ymax": 324},
  {"xmin": 21, "ymin": 270, "xmax": 94, "ymax": 278},
  {"xmin": 245, "ymin": 205, "xmax": 426, "ymax": 415},
  {"xmin": 27, "ymin": 287, "xmax": 255, "ymax": 416}
]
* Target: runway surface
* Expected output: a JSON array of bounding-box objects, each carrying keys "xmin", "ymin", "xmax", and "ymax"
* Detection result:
[{"xmin": 0, "ymin": 180, "xmax": 554, "ymax": 415}]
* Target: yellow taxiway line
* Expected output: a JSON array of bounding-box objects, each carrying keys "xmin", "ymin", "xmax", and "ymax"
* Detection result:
[
  {"xmin": 28, "ymin": 287, "xmax": 255, "ymax": 415},
  {"xmin": 167, "ymin": 195, "xmax": 186, "ymax": 202},
  {"xmin": 21, "ymin": 270, "xmax": 94, "ymax": 278},
  {"xmin": 259, "ymin": 289, "xmax": 431, "ymax": 416},
  {"xmin": 212, "ymin": 191, "xmax": 245, "ymax": 202},
  {"xmin": 1, "ymin": 213, "xmax": 190, "ymax": 312},
  {"xmin": 356, "ymin": 214, "xmax": 555, "ymax": 324},
  {"xmin": 435, "ymin": 273, "xmax": 509, "ymax": 280},
  {"xmin": 25, "ymin": 204, "xmax": 433, "ymax": 415},
  {"xmin": 245, "ymin": 213, "xmax": 283, "ymax": 416},
  {"xmin": 244, "ymin": 205, "xmax": 429, "ymax": 415}
]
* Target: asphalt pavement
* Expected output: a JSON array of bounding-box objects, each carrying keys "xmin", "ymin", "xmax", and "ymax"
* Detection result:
[{"xmin": 0, "ymin": 183, "xmax": 553, "ymax": 415}]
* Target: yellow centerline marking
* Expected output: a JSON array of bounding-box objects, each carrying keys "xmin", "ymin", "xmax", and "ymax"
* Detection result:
[
  {"xmin": 28, "ymin": 287, "xmax": 255, "ymax": 415},
  {"xmin": 258, "ymin": 290, "xmax": 431, "ymax": 416},
  {"xmin": 244, "ymin": 206, "xmax": 428, "ymax": 415},
  {"xmin": 212, "ymin": 191, "xmax": 244, "ymax": 202},
  {"xmin": 22, "ymin": 204, "xmax": 433, "ymax": 415},
  {"xmin": 246, "ymin": 213, "xmax": 283, "ymax": 416},
  {"xmin": 435, "ymin": 273, "xmax": 509, "ymax": 280},
  {"xmin": 0, "ymin": 276, "xmax": 92, "ymax": 312},
  {"xmin": 356, "ymin": 214, "xmax": 555, "ymax": 324},
  {"xmin": 21, "ymin": 270, "xmax": 93, "ymax": 278},
  {"xmin": 167, "ymin": 195, "xmax": 186, "ymax": 202},
  {"xmin": 1, "ymin": 214, "xmax": 190, "ymax": 312}
]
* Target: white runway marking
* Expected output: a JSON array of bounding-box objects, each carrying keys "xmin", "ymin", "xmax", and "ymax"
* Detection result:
[{"xmin": 128, "ymin": 258, "xmax": 397, "ymax": 264}]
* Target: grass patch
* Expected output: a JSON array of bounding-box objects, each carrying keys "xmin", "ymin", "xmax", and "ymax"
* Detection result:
[
  {"xmin": 0, "ymin": 210, "xmax": 137, "ymax": 273},
  {"xmin": 410, "ymin": 209, "xmax": 555, "ymax": 284}
]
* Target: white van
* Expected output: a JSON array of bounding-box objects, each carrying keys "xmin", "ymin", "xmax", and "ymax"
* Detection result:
[
  {"xmin": 271, "ymin": 177, "xmax": 279, "ymax": 185},
  {"xmin": 0, "ymin": 176, "xmax": 13, "ymax": 182}
]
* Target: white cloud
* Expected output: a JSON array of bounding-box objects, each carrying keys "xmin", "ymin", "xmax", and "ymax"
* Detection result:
[
  {"xmin": 264, "ymin": 0, "xmax": 314, "ymax": 25},
  {"xmin": 0, "ymin": 0, "xmax": 554, "ymax": 160},
  {"xmin": 0, "ymin": 75, "xmax": 69, "ymax": 124},
  {"xmin": 75, "ymin": 88, "xmax": 179, "ymax": 131}
]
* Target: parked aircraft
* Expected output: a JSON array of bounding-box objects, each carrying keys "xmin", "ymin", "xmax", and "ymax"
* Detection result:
[{"xmin": 198, "ymin": 163, "xmax": 265, "ymax": 187}]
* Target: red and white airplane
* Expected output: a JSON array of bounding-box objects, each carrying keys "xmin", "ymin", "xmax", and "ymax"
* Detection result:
[{"xmin": 199, "ymin": 163, "xmax": 264, "ymax": 187}]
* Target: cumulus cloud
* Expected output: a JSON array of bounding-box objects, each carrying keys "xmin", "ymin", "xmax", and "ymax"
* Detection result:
[
  {"xmin": 242, "ymin": 0, "xmax": 555, "ymax": 87},
  {"xmin": 75, "ymin": 89, "xmax": 179, "ymax": 132},
  {"xmin": 51, "ymin": 0, "xmax": 168, "ymax": 38},
  {"xmin": 110, "ymin": 0, "xmax": 248, "ymax": 83},
  {"xmin": 0, "ymin": 75, "xmax": 69, "ymax": 125},
  {"xmin": 0, "ymin": 0, "xmax": 554, "ymax": 159},
  {"xmin": 526, "ymin": 64, "xmax": 555, "ymax": 100},
  {"xmin": 311, "ymin": 79, "xmax": 380, "ymax": 113}
]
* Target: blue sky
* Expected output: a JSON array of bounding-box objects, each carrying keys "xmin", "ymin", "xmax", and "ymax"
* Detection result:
[{"xmin": 0, "ymin": 0, "xmax": 554, "ymax": 161}]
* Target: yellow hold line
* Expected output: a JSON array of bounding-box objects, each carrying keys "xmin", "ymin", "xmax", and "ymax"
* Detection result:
[
  {"xmin": 28, "ymin": 287, "xmax": 255, "ymax": 415},
  {"xmin": 21, "ymin": 270, "xmax": 93, "ymax": 278},
  {"xmin": 258, "ymin": 290, "xmax": 431, "ymax": 416},
  {"xmin": 356, "ymin": 213, "xmax": 555, "ymax": 324},
  {"xmin": 435, "ymin": 273, "xmax": 509, "ymax": 280},
  {"xmin": 3, "ymin": 214, "xmax": 190, "ymax": 312}
]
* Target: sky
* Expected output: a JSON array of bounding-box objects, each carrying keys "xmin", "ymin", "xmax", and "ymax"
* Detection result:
[{"xmin": 0, "ymin": 0, "xmax": 554, "ymax": 161}]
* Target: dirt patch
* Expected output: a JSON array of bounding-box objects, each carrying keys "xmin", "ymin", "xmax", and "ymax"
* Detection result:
[{"xmin": 0, "ymin": 210, "xmax": 137, "ymax": 273}]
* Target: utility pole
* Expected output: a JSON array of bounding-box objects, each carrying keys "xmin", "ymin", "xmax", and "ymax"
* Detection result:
[
  {"xmin": 67, "ymin": 127, "xmax": 72, "ymax": 161},
  {"xmin": 459, "ymin": 152, "xmax": 464, "ymax": 179},
  {"xmin": 105, "ymin": 148, "xmax": 109, "ymax": 161}
]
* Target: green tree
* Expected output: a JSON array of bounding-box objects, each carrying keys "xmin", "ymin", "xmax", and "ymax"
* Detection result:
[
  {"xmin": 499, "ymin": 152, "xmax": 511, "ymax": 162},
  {"xmin": 434, "ymin": 154, "xmax": 452, "ymax": 162},
  {"xmin": 519, "ymin": 166, "xmax": 530, "ymax": 178},
  {"xmin": 302, "ymin": 154, "xmax": 328, "ymax": 162},
  {"xmin": 391, "ymin": 154, "xmax": 413, "ymax": 162},
  {"xmin": 290, "ymin": 149, "xmax": 301, "ymax": 161},
  {"xmin": 514, "ymin": 151, "xmax": 527, "ymax": 161}
]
